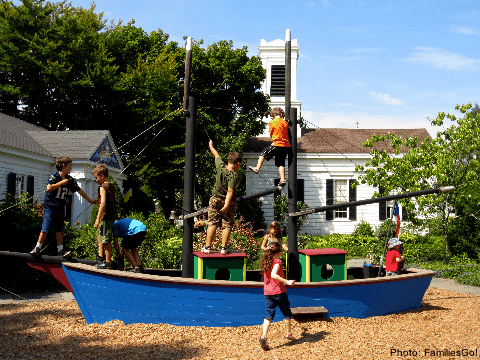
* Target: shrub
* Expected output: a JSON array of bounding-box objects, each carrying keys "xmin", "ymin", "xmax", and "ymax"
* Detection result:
[
  {"xmin": 67, "ymin": 210, "xmax": 184, "ymax": 269},
  {"xmin": 353, "ymin": 220, "xmax": 374, "ymax": 237},
  {"xmin": 193, "ymin": 216, "xmax": 263, "ymax": 269},
  {"xmin": 0, "ymin": 194, "xmax": 43, "ymax": 253},
  {"xmin": 273, "ymin": 194, "xmax": 309, "ymax": 235},
  {"xmin": 236, "ymin": 198, "xmax": 266, "ymax": 231}
]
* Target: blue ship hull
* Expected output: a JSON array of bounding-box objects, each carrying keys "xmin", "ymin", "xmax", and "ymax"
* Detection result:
[{"xmin": 59, "ymin": 262, "xmax": 433, "ymax": 327}]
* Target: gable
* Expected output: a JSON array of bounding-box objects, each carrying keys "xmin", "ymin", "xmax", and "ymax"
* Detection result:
[{"xmin": 89, "ymin": 136, "xmax": 121, "ymax": 169}]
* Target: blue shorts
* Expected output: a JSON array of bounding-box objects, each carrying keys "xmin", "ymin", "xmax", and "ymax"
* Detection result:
[
  {"xmin": 41, "ymin": 209, "xmax": 65, "ymax": 233},
  {"xmin": 264, "ymin": 292, "xmax": 293, "ymax": 320}
]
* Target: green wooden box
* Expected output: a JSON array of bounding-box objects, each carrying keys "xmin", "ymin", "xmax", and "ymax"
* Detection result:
[
  {"xmin": 193, "ymin": 251, "xmax": 247, "ymax": 281},
  {"xmin": 298, "ymin": 248, "xmax": 347, "ymax": 282}
]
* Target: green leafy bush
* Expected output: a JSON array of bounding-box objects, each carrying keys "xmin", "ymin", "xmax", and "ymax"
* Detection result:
[
  {"xmin": 193, "ymin": 217, "xmax": 263, "ymax": 269},
  {"xmin": 353, "ymin": 220, "xmax": 375, "ymax": 237},
  {"xmin": 67, "ymin": 210, "xmax": 183, "ymax": 269},
  {"xmin": 0, "ymin": 194, "xmax": 43, "ymax": 253},
  {"xmin": 236, "ymin": 198, "xmax": 266, "ymax": 231},
  {"xmin": 273, "ymin": 194, "xmax": 309, "ymax": 235}
]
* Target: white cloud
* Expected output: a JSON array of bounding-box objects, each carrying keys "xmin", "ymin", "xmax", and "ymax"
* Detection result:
[
  {"xmin": 451, "ymin": 26, "xmax": 478, "ymax": 35},
  {"xmin": 406, "ymin": 47, "xmax": 480, "ymax": 71},
  {"xmin": 370, "ymin": 92, "xmax": 402, "ymax": 106}
]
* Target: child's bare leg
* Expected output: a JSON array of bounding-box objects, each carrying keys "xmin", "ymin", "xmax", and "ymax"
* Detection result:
[
  {"xmin": 98, "ymin": 242, "xmax": 104, "ymax": 257},
  {"xmin": 279, "ymin": 166, "xmax": 286, "ymax": 182},
  {"xmin": 256, "ymin": 156, "xmax": 265, "ymax": 171},
  {"xmin": 56, "ymin": 232, "xmax": 63, "ymax": 245},
  {"xmin": 285, "ymin": 318, "xmax": 292, "ymax": 336},
  {"xmin": 221, "ymin": 227, "xmax": 232, "ymax": 248},
  {"xmin": 132, "ymin": 248, "xmax": 141, "ymax": 265},
  {"xmin": 206, "ymin": 224, "xmax": 217, "ymax": 247},
  {"xmin": 262, "ymin": 318, "xmax": 272, "ymax": 338},
  {"xmin": 36, "ymin": 232, "xmax": 47, "ymax": 245},
  {"xmin": 104, "ymin": 243, "xmax": 112, "ymax": 263},
  {"xmin": 123, "ymin": 247, "xmax": 137, "ymax": 267}
]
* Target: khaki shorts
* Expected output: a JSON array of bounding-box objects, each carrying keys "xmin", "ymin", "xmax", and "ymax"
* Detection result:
[
  {"xmin": 97, "ymin": 220, "xmax": 114, "ymax": 244},
  {"xmin": 208, "ymin": 196, "xmax": 236, "ymax": 229}
]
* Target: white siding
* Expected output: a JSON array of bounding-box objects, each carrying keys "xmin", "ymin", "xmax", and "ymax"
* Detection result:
[
  {"xmin": 245, "ymin": 151, "xmax": 387, "ymax": 235},
  {"xmin": 0, "ymin": 146, "xmax": 54, "ymax": 203},
  {"xmin": 1, "ymin": 149, "xmax": 125, "ymax": 226}
]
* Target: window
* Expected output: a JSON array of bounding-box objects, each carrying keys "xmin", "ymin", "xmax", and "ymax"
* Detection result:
[
  {"xmin": 15, "ymin": 174, "xmax": 26, "ymax": 200},
  {"xmin": 334, "ymin": 180, "xmax": 348, "ymax": 219},
  {"xmin": 326, "ymin": 179, "xmax": 356, "ymax": 221},
  {"xmin": 274, "ymin": 179, "xmax": 304, "ymax": 202},
  {"xmin": 8, "ymin": 173, "xmax": 34, "ymax": 203},
  {"xmin": 270, "ymin": 65, "xmax": 285, "ymax": 96},
  {"xmin": 386, "ymin": 200, "xmax": 395, "ymax": 218}
]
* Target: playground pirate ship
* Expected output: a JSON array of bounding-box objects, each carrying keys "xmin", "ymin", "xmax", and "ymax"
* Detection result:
[{"xmin": 0, "ymin": 34, "xmax": 444, "ymax": 327}]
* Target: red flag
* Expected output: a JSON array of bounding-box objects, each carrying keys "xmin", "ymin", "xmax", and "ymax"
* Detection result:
[{"xmin": 393, "ymin": 203, "xmax": 400, "ymax": 238}]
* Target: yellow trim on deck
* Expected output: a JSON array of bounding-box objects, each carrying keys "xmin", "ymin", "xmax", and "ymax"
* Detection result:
[
  {"xmin": 198, "ymin": 257, "xmax": 204, "ymax": 279},
  {"xmin": 306, "ymin": 255, "xmax": 311, "ymax": 282}
]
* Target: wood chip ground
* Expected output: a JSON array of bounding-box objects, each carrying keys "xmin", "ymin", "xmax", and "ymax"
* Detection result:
[{"xmin": 0, "ymin": 287, "xmax": 478, "ymax": 359}]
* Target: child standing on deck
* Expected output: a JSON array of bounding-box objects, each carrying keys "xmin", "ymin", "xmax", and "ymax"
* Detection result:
[
  {"xmin": 203, "ymin": 140, "xmax": 242, "ymax": 255},
  {"xmin": 385, "ymin": 238, "xmax": 405, "ymax": 276},
  {"xmin": 260, "ymin": 221, "xmax": 288, "ymax": 252},
  {"xmin": 249, "ymin": 107, "xmax": 291, "ymax": 186},
  {"xmin": 93, "ymin": 164, "xmax": 118, "ymax": 269},
  {"xmin": 30, "ymin": 156, "xmax": 96, "ymax": 257},
  {"xmin": 259, "ymin": 242, "xmax": 296, "ymax": 351}
]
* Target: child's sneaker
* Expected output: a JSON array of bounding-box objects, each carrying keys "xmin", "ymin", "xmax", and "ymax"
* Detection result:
[
  {"xmin": 30, "ymin": 246, "xmax": 41, "ymax": 256},
  {"xmin": 278, "ymin": 180, "xmax": 287, "ymax": 186},
  {"xmin": 57, "ymin": 249, "xmax": 71, "ymax": 258},
  {"xmin": 202, "ymin": 246, "xmax": 211, "ymax": 254},
  {"xmin": 128, "ymin": 267, "xmax": 141, "ymax": 273},
  {"xmin": 259, "ymin": 337, "xmax": 270, "ymax": 351},
  {"xmin": 96, "ymin": 255, "xmax": 105, "ymax": 263},
  {"xmin": 96, "ymin": 262, "xmax": 112, "ymax": 270},
  {"xmin": 248, "ymin": 166, "xmax": 259, "ymax": 174},
  {"xmin": 220, "ymin": 246, "xmax": 230, "ymax": 255},
  {"xmin": 285, "ymin": 333, "xmax": 296, "ymax": 341}
]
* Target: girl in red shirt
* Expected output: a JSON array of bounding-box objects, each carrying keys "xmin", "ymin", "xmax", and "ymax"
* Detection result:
[{"xmin": 259, "ymin": 242, "xmax": 296, "ymax": 351}]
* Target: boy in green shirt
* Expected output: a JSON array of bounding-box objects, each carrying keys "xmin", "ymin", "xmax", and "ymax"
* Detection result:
[{"xmin": 203, "ymin": 140, "xmax": 242, "ymax": 255}]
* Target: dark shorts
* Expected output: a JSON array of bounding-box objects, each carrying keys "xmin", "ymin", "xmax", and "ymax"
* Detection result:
[
  {"xmin": 260, "ymin": 145, "xmax": 291, "ymax": 167},
  {"xmin": 208, "ymin": 196, "xmax": 236, "ymax": 229},
  {"xmin": 41, "ymin": 209, "xmax": 64, "ymax": 233},
  {"xmin": 122, "ymin": 231, "xmax": 146, "ymax": 250},
  {"xmin": 264, "ymin": 292, "xmax": 293, "ymax": 320}
]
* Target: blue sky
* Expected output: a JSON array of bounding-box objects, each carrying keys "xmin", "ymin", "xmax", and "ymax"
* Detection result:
[{"xmin": 52, "ymin": 1, "xmax": 480, "ymax": 136}]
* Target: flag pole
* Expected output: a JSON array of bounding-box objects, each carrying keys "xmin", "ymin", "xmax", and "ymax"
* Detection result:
[{"xmin": 377, "ymin": 200, "xmax": 397, "ymax": 277}]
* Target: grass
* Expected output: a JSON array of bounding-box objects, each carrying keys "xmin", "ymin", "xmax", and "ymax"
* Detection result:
[{"xmin": 407, "ymin": 259, "xmax": 480, "ymax": 287}]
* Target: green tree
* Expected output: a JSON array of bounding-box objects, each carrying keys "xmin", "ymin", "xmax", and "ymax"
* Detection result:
[
  {"xmin": 0, "ymin": 0, "xmax": 118, "ymax": 129},
  {"xmin": 355, "ymin": 103, "xmax": 480, "ymax": 258},
  {"xmin": 0, "ymin": 2, "xmax": 270, "ymax": 218}
]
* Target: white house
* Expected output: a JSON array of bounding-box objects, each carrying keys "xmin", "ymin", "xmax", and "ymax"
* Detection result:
[
  {"xmin": 247, "ymin": 37, "xmax": 430, "ymax": 234},
  {"xmin": 0, "ymin": 112, "xmax": 124, "ymax": 226},
  {"xmin": 244, "ymin": 128, "xmax": 430, "ymax": 234}
]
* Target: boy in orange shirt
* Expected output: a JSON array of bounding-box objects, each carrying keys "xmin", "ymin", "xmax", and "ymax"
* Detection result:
[{"xmin": 249, "ymin": 107, "xmax": 291, "ymax": 186}]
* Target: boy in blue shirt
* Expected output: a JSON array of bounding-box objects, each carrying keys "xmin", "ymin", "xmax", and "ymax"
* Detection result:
[
  {"xmin": 30, "ymin": 156, "xmax": 96, "ymax": 257},
  {"xmin": 112, "ymin": 218, "xmax": 147, "ymax": 273}
]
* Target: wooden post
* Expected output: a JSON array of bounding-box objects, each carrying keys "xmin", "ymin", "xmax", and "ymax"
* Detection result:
[{"xmin": 182, "ymin": 37, "xmax": 195, "ymax": 278}]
